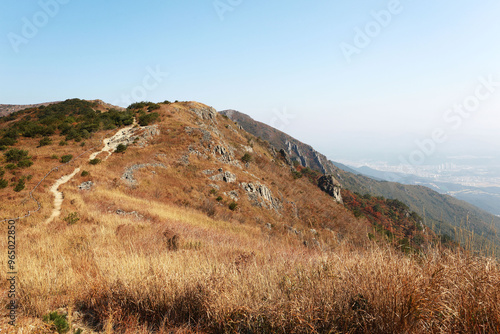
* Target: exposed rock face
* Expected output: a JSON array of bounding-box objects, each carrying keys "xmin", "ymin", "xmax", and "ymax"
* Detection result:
[
  {"xmin": 241, "ymin": 182, "xmax": 281, "ymax": 211},
  {"xmin": 318, "ymin": 175, "xmax": 343, "ymax": 204},
  {"xmin": 209, "ymin": 170, "xmax": 237, "ymax": 183},
  {"xmin": 190, "ymin": 105, "xmax": 218, "ymax": 123},
  {"xmin": 224, "ymin": 190, "xmax": 239, "ymax": 201},
  {"xmin": 121, "ymin": 163, "xmax": 167, "ymax": 186},
  {"xmin": 279, "ymin": 149, "xmax": 292, "ymax": 166},
  {"xmin": 213, "ymin": 144, "xmax": 237, "ymax": 164},
  {"xmin": 78, "ymin": 181, "xmax": 93, "ymax": 190}
]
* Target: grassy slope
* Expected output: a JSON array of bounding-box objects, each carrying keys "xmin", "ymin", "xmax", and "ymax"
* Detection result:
[
  {"xmin": 0, "ymin": 102, "xmax": 499, "ymax": 332},
  {"xmin": 222, "ymin": 109, "xmax": 500, "ymax": 254}
]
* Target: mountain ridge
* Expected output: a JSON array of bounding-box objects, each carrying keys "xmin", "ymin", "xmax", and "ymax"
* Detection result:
[{"xmin": 220, "ymin": 108, "xmax": 500, "ymax": 250}]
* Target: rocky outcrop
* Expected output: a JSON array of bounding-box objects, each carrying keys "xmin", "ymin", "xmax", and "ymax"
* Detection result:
[
  {"xmin": 122, "ymin": 163, "xmax": 167, "ymax": 186},
  {"xmin": 209, "ymin": 170, "xmax": 237, "ymax": 183},
  {"xmin": 279, "ymin": 149, "xmax": 292, "ymax": 166},
  {"xmin": 190, "ymin": 105, "xmax": 218, "ymax": 123},
  {"xmin": 318, "ymin": 175, "xmax": 343, "ymax": 204},
  {"xmin": 213, "ymin": 144, "xmax": 238, "ymax": 165},
  {"xmin": 78, "ymin": 181, "xmax": 93, "ymax": 190},
  {"xmin": 286, "ymin": 140, "xmax": 308, "ymax": 167},
  {"xmin": 241, "ymin": 182, "xmax": 281, "ymax": 211},
  {"xmin": 224, "ymin": 190, "xmax": 239, "ymax": 201}
]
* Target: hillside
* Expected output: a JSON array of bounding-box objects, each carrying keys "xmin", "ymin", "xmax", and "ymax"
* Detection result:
[
  {"xmin": 221, "ymin": 109, "xmax": 500, "ymax": 253},
  {"xmin": 0, "ymin": 100, "xmax": 499, "ymax": 333}
]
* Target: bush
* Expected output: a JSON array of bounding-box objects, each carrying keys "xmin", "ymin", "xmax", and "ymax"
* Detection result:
[
  {"xmin": 216, "ymin": 196, "xmax": 223, "ymax": 202},
  {"xmin": 14, "ymin": 178, "xmax": 25, "ymax": 192},
  {"xmin": 89, "ymin": 158, "xmax": 101, "ymax": 165},
  {"xmin": 38, "ymin": 137, "xmax": 52, "ymax": 147},
  {"xmin": 60, "ymin": 155, "xmax": 73, "ymax": 163},
  {"xmin": 43, "ymin": 311, "xmax": 69, "ymax": 333},
  {"xmin": 59, "ymin": 140, "xmax": 68, "ymax": 146},
  {"xmin": 5, "ymin": 163, "xmax": 17, "ymax": 170},
  {"xmin": 81, "ymin": 170, "xmax": 89, "ymax": 177},
  {"xmin": 4, "ymin": 148, "xmax": 30, "ymax": 163},
  {"xmin": 51, "ymin": 154, "xmax": 58, "ymax": 159},
  {"xmin": 241, "ymin": 153, "xmax": 252, "ymax": 163},
  {"xmin": 17, "ymin": 159, "xmax": 33, "ymax": 168},
  {"xmin": 64, "ymin": 212, "xmax": 80, "ymax": 225},
  {"xmin": 0, "ymin": 167, "xmax": 4, "ymax": 178},
  {"xmin": 115, "ymin": 143, "xmax": 127, "ymax": 153},
  {"xmin": 0, "ymin": 179, "xmax": 7, "ymax": 189},
  {"xmin": 229, "ymin": 202, "xmax": 238, "ymax": 211},
  {"xmin": 138, "ymin": 112, "xmax": 159, "ymax": 126}
]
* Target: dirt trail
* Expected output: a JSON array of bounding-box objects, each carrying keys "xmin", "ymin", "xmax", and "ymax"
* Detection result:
[
  {"xmin": 89, "ymin": 122, "xmax": 137, "ymax": 161},
  {"xmin": 44, "ymin": 168, "xmax": 80, "ymax": 224},
  {"xmin": 44, "ymin": 123, "xmax": 139, "ymax": 224}
]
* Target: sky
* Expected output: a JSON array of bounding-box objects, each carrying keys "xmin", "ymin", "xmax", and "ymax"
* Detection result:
[{"xmin": 1, "ymin": 0, "xmax": 500, "ymax": 165}]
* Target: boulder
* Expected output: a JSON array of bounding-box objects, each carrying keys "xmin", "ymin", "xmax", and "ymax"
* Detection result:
[{"xmin": 318, "ymin": 175, "xmax": 343, "ymax": 204}]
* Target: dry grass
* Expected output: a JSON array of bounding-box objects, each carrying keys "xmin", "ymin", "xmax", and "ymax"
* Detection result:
[
  {"xmin": 2, "ymin": 210, "xmax": 500, "ymax": 333},
  {"xmin": 1, "ymin": 102, "xmax": 500, "ymax": 333}
]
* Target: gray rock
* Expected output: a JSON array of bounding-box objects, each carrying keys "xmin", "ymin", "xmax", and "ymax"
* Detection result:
[
  {"xmin": 224, "ymin": 190, "xmax": 239, "ymax": 201},
  {"xmin": 241, "ymin": 182, "xmax": 281, "ymax": 211},
  {"xmin": 78, "ymin": 181, "xmax": 93, "ymax": 190},
  {"xmin": 318, "ymin": 175, "xmax": 343, "ymax": 204},
  {"xmin": 223, "ymin": 171, "xmax": 237, "ymax": 183},
  {"xmin": 190, "ymin": 106, "xmax": 218, "ymax": 123},
  {"xmin": 279, "ymin": 149, "xmax": 292, "ymax": 166},
  {"xmin": 122, "ymin": 163, "xmax": 167, "ymax": 186},
  {"xmin": 209, "ymin": 171, "xmax": 237, "ymax": 183}
]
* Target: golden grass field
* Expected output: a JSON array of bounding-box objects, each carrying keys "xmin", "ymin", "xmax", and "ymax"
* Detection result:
[{"xmin": 0, "ymin": 102, "xmax": 499, "ymax": 333}]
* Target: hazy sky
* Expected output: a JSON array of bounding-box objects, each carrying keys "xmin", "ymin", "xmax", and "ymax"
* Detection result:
[{"xmin": 2, "ymin": 1, "xmax": 500, "ymax": 163}]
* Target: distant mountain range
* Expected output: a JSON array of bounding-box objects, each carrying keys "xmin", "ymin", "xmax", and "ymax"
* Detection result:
[
  {"xmin": 346, "ymin": 164, "xmax": 500, "ymax": 217},
  {"xmin": 221, "ymin": 109, "xmax": 500, "ymax": 249}
]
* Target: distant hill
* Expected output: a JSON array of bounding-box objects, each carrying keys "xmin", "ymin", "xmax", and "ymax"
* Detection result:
[
  {"xmin": 347, "ymin": 164, "xmax": 500, "ymax": 216},
  {"xmin": 221, "ymin": 109, "xmax": 500, "ymax": 250},
  {"xmin": 0, "ymin": 99, "xmax": 123, "ymax": 118},
  {"xmin": 0, "ymin": 102, "xmax": 58, "ymax": 117}
]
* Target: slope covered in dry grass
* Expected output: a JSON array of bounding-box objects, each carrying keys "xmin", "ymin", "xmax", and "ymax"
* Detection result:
[{"xmin": 0, "ymin": 101, "xmax": 499, "ymax": 333}]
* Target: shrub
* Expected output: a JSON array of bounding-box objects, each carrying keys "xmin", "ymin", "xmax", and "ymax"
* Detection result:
[
  {"xmin": 115, "ymin": 143, "xmax": 127, "ymax": 153},
  {"xmin": 64, "ymin": 212, "xmax": 80, "ymax": 225},
  {"xmin": 51, "ymin": 154, "xmax": 58, "ymax": 159},
  {"xmin": 14, "ymin": 178, "xmax": 25, "ymax": 192},
  {"xmin": 216, "ymin": 196, "xmax": 223, "ymax": 202},
  {"xmin": 147, "ymin": 103, "xmax": 161, "ymax": 112},
  {"xmin": 59, "ymin": 140, "xmax": 68, "ymax": 146},
  {"xmin": 229, "ymin": 202, "xmax": 238, "ymax": 211},
  {"xmin": 138, "ymin": 112, "xmax": 159, "ymax": 126},
  {"xmin": 38, "ymin": 137, "xmax": 52, "ymax": 147},
  {"xmin": 0, "ymin": 167, "xmax": 4, "ymax": 178},
  {"xmin": 89, "ymin": 158, "xmax": 101, "ymax": 165},
  {"xmin": 43, "ymin": 311, "xmax": 69, "ymax": 333},
  {"xmin": 210, "ymin": 188, "xmax": 217, "ymax": 195},
  {"xmin": 17, "ymin": 159, "xmax": 33, "ymax": 168},
  {"xmin": 4, "ymin": 148, "xmax": 30, "ymax": 163},
  {"xmin": 60, "ymin": 155, "xmax": 73, "ymax": 163},
  {"xmin": 241, "ymin": 153, "xmax": 252, "ymax": 163},
  {"xmin": 80, "ymin": 142, "xmax": 85, "ymax": 147},
  {"xmin": 0, "ymin": 179, "xmax": 7, "ymax": 189},
  {"xmin": 5, "ymin": 163, "xmax": 17, "ymax": 170},
  {"xmin": 81, "ymin": 170, "xmax": 89, "ymax": 177}
]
